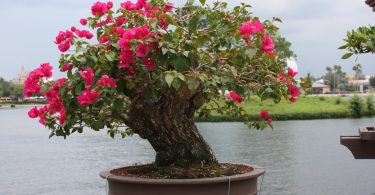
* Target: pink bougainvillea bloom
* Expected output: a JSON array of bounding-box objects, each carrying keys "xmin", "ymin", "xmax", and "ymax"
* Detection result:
[
  {"xmin": 136, "ymin": 44, "xmax": 150, "ymax": 57},
  {"xmin": 71, "ymin": 26, "xmax": 77, "ymax": 32},
  {"xmin": 224, "ymin": 91, "xmax": 244, "ymax": 103},
  {"xmin": 260, "ymin": 110, "xmax": 269, "ymax": 119},
  {"xmin": 80, "ymin": 19, "xmax": 88, "ymax": 25},
  {"xmin": 143, "ymin": 57, "xmax": 155, "ymax": 72},
  {"xmin": 121, "ymin": 1, "xmax": 141, "ymax": 11},
  {"xmin": 240, "ymin": 20, "xmax": 264, "ymax": 36},
  {"xmin": 116, "ymin": 16, "xmax": 126, "ymax": 26},
  {"xmin": 98, "ymin": 75, "xmax": 117, "ymax": 87},
  {"xmin": 59, "ymin": 110, "xmax": 66, "ymax": 125},
  {"xmin": 288, "ymin": 84, "xmax": 300, "ymax": 97},
  {"xmin": 39, "ymin": 116, "xmax": 47, "ymax": 126},
  {"xmin": 267, "ymin": 118, "xmax": 273, "ymax": 124},
  {"xmin": 91, "ymin": 1, "xmax": 111, "ymax": 16},
  {"xmin": 23, "ymin": 81, "xmax": 41, "ymax": 97},
  {"xmin": 58, "ymin": 43, "xmax": 70, "ymax": 52},
  {"xmin": 28, "ymin": 107, "xmax": 39, "ymax": 118},
  {"xmin": 165, "ymin": 2, "xmax": 173, "ymax": 12},
  {"xmin": 77, "ymin": 89, "xmax": 100, "ymax": 106},
  {"xmin": 279, "ymin": 71, "xmax": 286, "ymax": 82},
  {"xmin": 79, "ymin": 68, "xmax": 94, "ymax": 89},
  {"xmin": 116, "ymin": 27, "xmax": 125, "ymax": 36},
  {"xmin": 39, "ymin": 63, "xmax": 53, "ymax": 78},
  {"xmin": 99, "ymin": 36, "xmax": 110, "ymax": 44},
  {"xmin": 287, "ymin": 68, "xmax": 298, "ymax": 78},
  {"xmin": 55, "ymin": 78, "xmax": 68, "ymax": 88},
  {"xmin": 60, "ymin": 63, "xmax": 72, "ymax": 72},
  {"xmin": 261, "ymin": 35, "xmax": 275, "ymax": 55},
  {"xmin": 289, "ymin": 97, "xmax": 297, "ymax": 103}
]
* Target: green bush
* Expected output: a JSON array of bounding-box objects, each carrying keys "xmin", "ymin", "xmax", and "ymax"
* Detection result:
[
  {"xmin": 335, "ymin": 97, "xmax": 342, "ymax": 105},
  {"xmin": 349, "ymin": 95, "xmax": 364, "ymax": 117},
  {"xmin": 366, "ymin": 95, "xmax": 375, "ymax": 115},
  {"xmin": 319, "ymin": 96, "xmax": 326, "ymax": 101}
]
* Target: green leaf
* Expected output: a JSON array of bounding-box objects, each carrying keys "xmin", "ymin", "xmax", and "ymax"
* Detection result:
[
  {"xmin": 186, "ymin": 0, "xmax": 195, "ymax": 5},
  {"xmin": 199, "ymin": 0, "xmax": 206, "ymax": 5},
  {"xmin": 186, "ymin": 78, "xmax": 200, "ymax": 92},
  {"xmin": 342, "ymin": 53, "xmax": 353, "ymax": 59},
  {"xmin": 171, "ymin": 56, "xmax": 189, "ymax": 71},
  {"xmin": 171, "ymin": 79, "xmax": 182, "ymax": 90},
  {"xmin": 105, "ymin": 52, "xmax": 115, "ymax": 62},
  {"xmin": 165, "ymin": 74, "xmax": 175, "ymax": 87},
  {"xmin": 338, "ymin": 45, "xmax": 348, "ymax": 50}
]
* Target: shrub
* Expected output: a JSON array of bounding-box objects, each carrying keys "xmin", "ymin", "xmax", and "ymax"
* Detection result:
[{"xmin": 349, "ymin": 95, "xmax": 364, "ymax": 117}]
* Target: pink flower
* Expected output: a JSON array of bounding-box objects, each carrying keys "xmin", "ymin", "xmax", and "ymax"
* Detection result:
[
  {"xmin": 23, "ymin": 81, "xmax": 41, "ymax": 97},
  {"xmin": 77, "ymin": 89, "xmax": 100, "ymax": 106},
  {"xmin": 71, "ymin": 26, "xmax": 77, "ymax": 32},
  {"xmin": 288, "ymin": 84, "xmax": 300, "ymax": 97},
  {"xmin": 116, "ymin": 17, "xmax": 126, "ymax": 26},
  {"xmin": 80, "ymin": 18, "xmax": 88, "ymax": 26},
  {"xmin": 55, "ymin": 78, "xmax": 68, "ymax": 88},
  {"xmin": 79, "ymin": 68, "xmax": 94, "ymax": 89},
  {"xmin": 24, "ymin": 63, "xmax": 53, "ymax": 97},
  {"xmin": 55, "ymin": 30, "xmax": 74, "ymax": 52},
  {"xmin": 98, "ymin": 75, "xmax": 117, "ymax": 87},
  {"xmin": 39, "ymin": 116, "xmax": 46, "ymax": 126},
  {"xmin": 288, "ymin": 68, "xmax": 298, "ymax": 78},
  {"xmin": 240, "ymin": 20, "xmax": 264, "ymax": 35},
  {"xmin": 261, "ymin": 35, "xmax": 275, "ymax": 55},
  {"xmin": 28, "ymin": 107, "xmax": 39, "ymax": 118},
  {"xmin": 116, "ymin": 27, "xmax": 125, "ymax": 36},
  {"xmin": 58, "ymin": 43, "xmax": 70, "ymax": 52},
  {"xmin": 121, "ymin": 1, "xmax": 142, "ymax": 11},
  {"xmin": 136, "ymin": 44, "xmax": 150, "ymax": 57},
  {"xmin": 99, "ymin": 36, "xmax": 110, "ymax": 44},
  {"xmin": 224, "ymin": 91, "xmax": 244, "ymax": 103},
  {"xmin": 279, "ymin": 71, "xmax": 286, "ymax": 82},
  {"xmin": 38, "ymin": 63, "xmax": 53, "ymax": 78},
  {"xmin": 91, "ymin": 1, "xmax": 111, "ymax": 16},
  {"xmin": 267, "ymin": 118, "xmax": 273, "ymax": 124},
  {"xmin": 143, "ymin": 57, "xmax": 155, "ymax": 72},
  {"xmin": 59, "ymin": 110, "xmax": 66, "ymax": 125},
  {"xmin": 260, "ymin": 110, "xmax": 269, "ymax": 119},
  {"xmin": 75, "ymin": 30, "xmax": 94, "ymax": 39},
  {"xmin": 60, "ymin": 63, "xmax": 72, "ymax": 72},
  {"xmin": 165, "ymin": 2, "xmax": 173, "ymax": 12},
  {"xmin": 289, "ymin": 97, "xmax": 297, "ymax": 103}
]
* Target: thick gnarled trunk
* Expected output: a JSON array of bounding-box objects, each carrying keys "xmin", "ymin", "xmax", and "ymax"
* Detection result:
[{"xmin": 125, "ymin": 86, "xmax": 217, "ymax": 166}]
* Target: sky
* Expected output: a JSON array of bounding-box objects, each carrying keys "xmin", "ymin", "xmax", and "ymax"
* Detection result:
[{"xmin": 0, "ymin": 0, "xmax": 374, "ymax": 81}]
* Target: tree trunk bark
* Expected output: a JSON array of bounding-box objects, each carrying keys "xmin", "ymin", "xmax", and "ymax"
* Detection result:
[{"xmin": 125, "ymin": 86, "xmax": 217, "ymax": 166}]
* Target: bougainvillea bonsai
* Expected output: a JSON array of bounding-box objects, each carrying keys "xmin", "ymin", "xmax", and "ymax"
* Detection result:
[{"xmin": 25, "ymin": 0, "xmax": 300, "ymax": 168}]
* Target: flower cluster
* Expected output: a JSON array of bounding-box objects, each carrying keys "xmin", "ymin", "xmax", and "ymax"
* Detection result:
[
  {"xmin": 24, "ymin": 63, "xmax": 53, "ymax": 97},
  {"xmin": 240, "ymin": 20, "xmax": 275, "ymax": 55},
  {"xmin": 117, "ymin": 26, "xmax": 155, "ymax": 72},
  {"xmin": 55, "ymin": 30, "xmax": 74, "ymax": 52},
  {"xmin": 91, "ymin": 1, "xmax": 113, "ymax": 16},
  {"xmin": 224, "ymin": 91, "xmax": 244, "ymax": 103},
  {"xmin": 26, "ymin": 64, "xmax": 67, "ymax": 125},
  {"xmin": 259, "ymin": 110, "xmax": 272, "ymax": 124},
  {"xmin": 279, "ymin": 68, "xmax": 299, "ymax": 103}
]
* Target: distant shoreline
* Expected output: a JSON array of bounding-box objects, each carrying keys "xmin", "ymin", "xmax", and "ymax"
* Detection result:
[{"xmin": 0, "ymin": 104, "xmax": 46, "ymax": 110}]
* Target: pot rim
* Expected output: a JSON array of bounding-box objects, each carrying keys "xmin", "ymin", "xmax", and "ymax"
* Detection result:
[{"xmin": 99, "ymin": 163, "xmax": 265, "ymax": 184}]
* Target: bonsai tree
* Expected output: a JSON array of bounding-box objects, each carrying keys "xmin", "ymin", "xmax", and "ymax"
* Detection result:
[{"xmin": 25, "ymin": 0, "xmax": 299, "ymax": 167}]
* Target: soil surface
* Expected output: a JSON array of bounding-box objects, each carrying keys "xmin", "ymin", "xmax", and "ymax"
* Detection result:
[{"xmin": 110, "ymin": 163, "xmax": 253, "ymax": 179}]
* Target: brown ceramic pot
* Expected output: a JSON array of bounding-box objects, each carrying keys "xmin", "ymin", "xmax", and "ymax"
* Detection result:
[{"xmin": 99, "ymin": 163, "xmax": 265, "ymax": 195}]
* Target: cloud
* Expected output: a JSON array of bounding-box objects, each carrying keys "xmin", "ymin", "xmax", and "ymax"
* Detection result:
[{"xmin": 0, "ymin": 0, "xmax": 374, "ymax": 80}]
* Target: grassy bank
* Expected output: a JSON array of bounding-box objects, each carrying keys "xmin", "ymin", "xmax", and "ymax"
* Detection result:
[{"xmin": 196, "ymin": 96, "xmax": 374, "ymax": 122}]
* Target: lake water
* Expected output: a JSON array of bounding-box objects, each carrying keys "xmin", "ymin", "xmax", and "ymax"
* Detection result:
[{"xmin": 0, "ymin": 107, "xmax": 375, "ymax": 195}]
